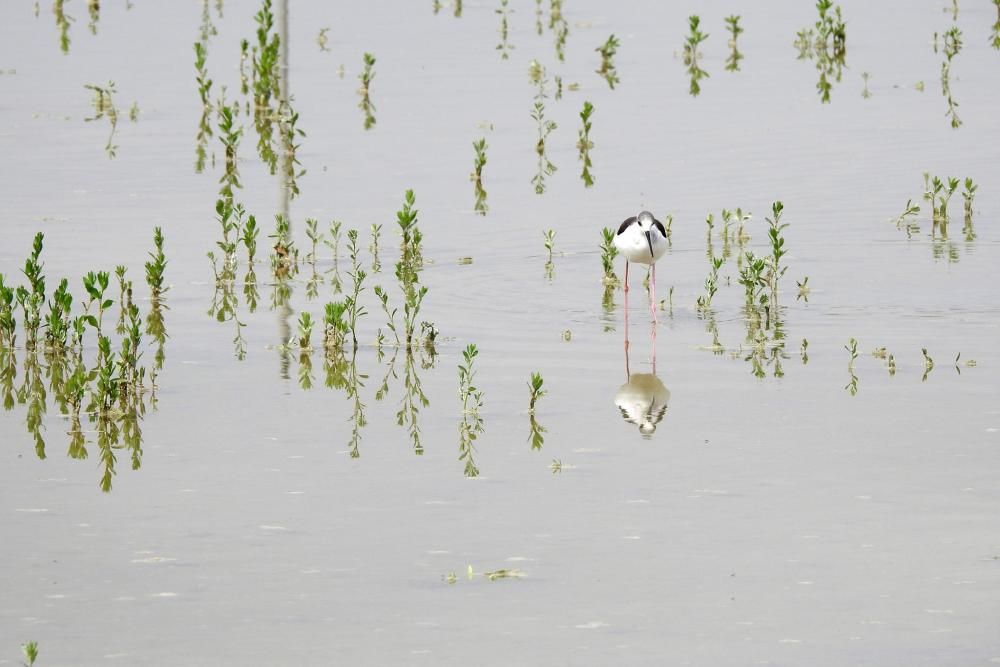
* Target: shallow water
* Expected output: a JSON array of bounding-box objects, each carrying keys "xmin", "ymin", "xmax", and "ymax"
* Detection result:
[{"xmin": 2, "ymin": 1, "xmax": 999, "ymax": 665}]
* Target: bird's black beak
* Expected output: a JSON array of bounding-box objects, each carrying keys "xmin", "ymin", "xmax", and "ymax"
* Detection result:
[{"xmin": 645, "ymin": 230, "xmax": 654, "ymax": 259}]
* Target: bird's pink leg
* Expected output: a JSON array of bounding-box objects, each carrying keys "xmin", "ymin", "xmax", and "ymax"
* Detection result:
[
  {"xmin": 650, "ymin": 263, "xmax": 658, "ymax": 323},
  {"xmin": 623, "ymin": 261, "xmax": 630, "ymax": 355}
]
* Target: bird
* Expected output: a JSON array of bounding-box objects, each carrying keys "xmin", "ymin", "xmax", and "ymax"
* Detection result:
[
  {"xmin": 615, "ymin": 372, "xmax": 670, "ymax": 438},
  {"xmin": 613, "ymin": 211, "xmax": 668, "ymax": 319}
]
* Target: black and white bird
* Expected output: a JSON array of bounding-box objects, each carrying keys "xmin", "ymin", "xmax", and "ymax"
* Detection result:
[
  {"xmin": 615, "ymin": 372, "xmax": 670, "ymax": 438},
  {"xmin": 613, "ymin": 210, "xmax": 668, "ymax": 318}
]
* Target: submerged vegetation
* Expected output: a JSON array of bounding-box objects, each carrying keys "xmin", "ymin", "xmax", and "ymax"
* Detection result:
[
  {"xmin": 724, "ymin": 15, "xmax": 744, "ymax": 71},
  {"xmin": 529, "ymin": 60, "xmax": 558, "ymax": 194},
  {"xmin": 84, "ymin": 81, "xmax": 120, "ymax": 158},
  {"xmin": 5, "ymin": 2, "xmax": 989, "ymax": 495},
  {"xmin": 458, "ymin": 343, "xmax": 484, "ymax": 477},
  {"xmin": 576, "ymin": 101, "xmax": 595, "ymax": 187},
  {"xmin": 940, "ymin": 25, "xmax": 963, "ymax": 128},
  {"xmin": 595, "ymin": 34, "xmax": 620, "ymax": 89},
  {"xmin": 358, "ymin": 52, "xmax": 377, "ymax": 130},
  {"xmin": 795, "ymin": 0, "xmax": 847, "ymax": 103},
  {"xmin": 470, "ymin": 138, "xmax": 488, "ymax": 214},
  {"xmin": 495, "ymin": 0, "xmax": 513, "ymax": 60},
  {"xmin": 1, "ymin": 231, "xmax": 165, "ymax": 491},
  {"xmin": 682, "ymin": 15, "xmax": 710, "ymax": 96}
]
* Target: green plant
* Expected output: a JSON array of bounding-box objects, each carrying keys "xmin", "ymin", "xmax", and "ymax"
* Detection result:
[
  {"xmin": 577, "ymin": 101, "xmax": 595, "ymax": 187},
  {"xmin": 528, "ymin": 371, "xmax": 546, "ymax": 412},
  {"xmin": 941, "ymin": 26, "xmax": 963, "ymax": 128},
  {"xmin": 324, "ymin": 220, "xmax": 344, "ymax": 261},
  {"xmin": 861, "ymin": 71, "xmax": 872, "ymax": 98},
  {"xmin": 317, "ymin": 27, "xmax": 331, "ymax": 52},
  {"xmin": 373, "ymin": 285, "xmax": 399, "ymax": 346},
  {"xmin": 358, "ymin": 52, "xmax": 377, "ymax": 130},
  {"xmin": 144, "ymin": 227, "xmax": 167, "ymax": 298},
  {"xmin": 543, "ymin": 229, "xmax": 555, "ymax": 275},
  {"xmin": 216, "ymin": 101, "xmax": 243, "ymax": 203},
  {"xmin": 600, "ymin": 227, "xmax": 618, "ymax": 285},
  {"xmin": 251, "ymin": 0, "xmax": 281, "ymax": 169},
  {"xmin": 765, "ymin": 201, "xmax": 788, "ymax": 305},
  {"xmin": 82, "ymin": 270, "xmax": 112, "ymax": 332},
  {"xmin": 323, "ymin": 300, "xmax": 349, "ymax": 351},
  {"xmin": 550, "ymin": 0, "xmax": 569, "ymax": 61},
  {"xmin": 297, "ymin": 311, "xmax": 314, "ymax": 350},
  {"xmin": 269, "ymin": 213, "xmax": 297, "ymax": 278},
  {"xmin": 894, "ymin": 198, "xmax": 921, "ymax": 237},
  {"xmin": 496, "ymin": 0, "xmax": 514, "ymax": 59},
  {"xmin": 304, "ymin": 218, "xmax": 322, "ymax": 263},
  {"xmin": 471, "ymin": 138, "xmax": 488, "ymax": 214},
  {"xmin": 683, "ymin": 15, "xmax": 710, "ymax": 96},
  {"xmin": 992, "ymin": 0, "xmax": 1000, "ymax": 50},
  {"xmin": 844, "ymin": 337, "xmax": 858, "ymax": 368},
  {"xmin": 0, "ymin": 275, "xmax": 16, "ymax": 348},
  {"xmin": 242, "ymin": 214, "xmax": 260, "ymax": 264},
  {"xmin": 930, "ymin": 176, "xmax": 959, "ymax": 237},
  {"xmin": 194, "ymin": 41, "xmax": 213, "ymax": 173},
  {"xmin": 84, "ymin": 81, "xmax": 119, "ymax": 157},
  {"xmin": 531, "ymin": 100, "xmax": 557, "ymax": 194},
  {"xmin": 277, "ymin": 98, "xmax": 306, "ymax": 198},
  {"xmin": 54, "ymin": 0, "xmax": 71, "ymax": 52},
  {"xmin": 724, "ymin": 15, "xmax": 744, "ymax": 71},
  {"xmin": 796, "ymin": 1, "xmax": 847, "ymax": 102},
  {"xmin": 22, "ymin": 640, "xmax": 39, "ymax": 666},
  {"xmin": 595, "ymin": 34, "xmax": 620, "ymax": 88},
  {"xmin": 396, "ymin": 189, "xmax": 421, "ymax": 261},
  {"xmin": 345, "ymin": 229, "xmax": 368, "ymax": 349},
  {"xmin": 458, "ymin": 343, "xmax": 484, "ymax": 477},
  {"xmin": 16, "ymin": 233, "xmax": 47, "ymax": 350},
  {"xmin": 962, "ymin": 177, "xmax": 977, "ymax": 240},
  {"xmin": 696, "ymin": 255, "xmax": 724, "ymax": 309},
  {"xmin": 921, "ymin": 348, "xmax": 935, "ymax": 381}
]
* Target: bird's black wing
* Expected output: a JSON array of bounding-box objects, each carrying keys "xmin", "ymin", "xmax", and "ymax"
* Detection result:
[
  {"xmin": 652, "ymin": 218, "xmax": 667, "ymax": 238},
  {"xmin": 617, "ymin": 216, "xmax": 638, "ymax": 236}
]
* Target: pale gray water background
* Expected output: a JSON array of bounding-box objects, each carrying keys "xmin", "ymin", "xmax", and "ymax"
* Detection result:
[{"xmin": 2, "ymin": 1, "xmax": 1000, "ymax": 665}]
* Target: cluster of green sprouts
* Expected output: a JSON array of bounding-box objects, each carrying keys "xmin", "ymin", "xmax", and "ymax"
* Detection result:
[
  {"xmin": 595, "ymin": 34, "xmax": 620, "ymax": 89},
  {"xmin": 458, "ymin": 344, "xmax": 484, "ymax": 477},
  {"xmin": 682, "ymin": 16, "xmax": 710, "ymax": 96},
  {"xmin": 920, "ymin": 172, "xmax": 977, "ymax": 241},
  {"xmin": 795, "ymin": 0, "xmax": 847, "ymax": 103},
  {"xmin": 1, "ymin": 231, "xmax": 166, "ymax": 491},
  {"xmin": 736, "ymin": 201, "xmax": 788, "ymax": 378}
]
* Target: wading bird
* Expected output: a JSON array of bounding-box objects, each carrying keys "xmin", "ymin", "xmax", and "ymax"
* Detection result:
[{"xmin": 614, "ymin": 210, "xmax": 668, "ymax": 320}]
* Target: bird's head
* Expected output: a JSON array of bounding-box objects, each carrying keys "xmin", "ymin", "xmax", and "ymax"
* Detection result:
[{"xmin": 636, "ymin": 210, "xmax": 656, "ymax": 230}]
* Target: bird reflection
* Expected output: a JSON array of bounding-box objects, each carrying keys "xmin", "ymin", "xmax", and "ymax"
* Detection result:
[{"xmin": 617, "ymin": 306, "xmax": 670, "ymax": 438}]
